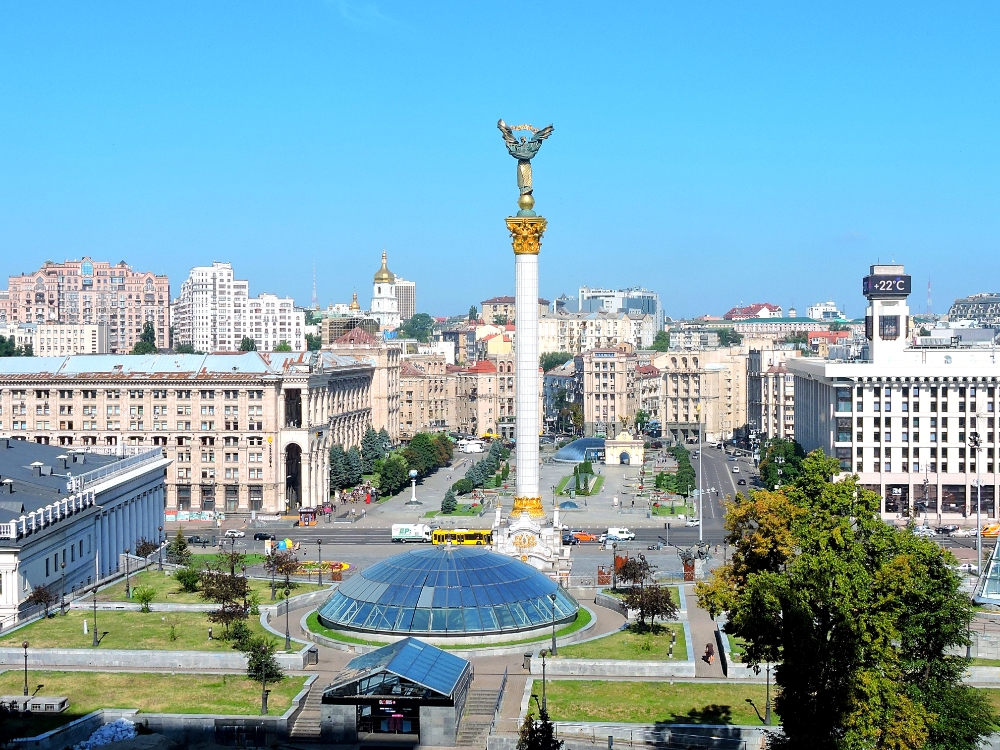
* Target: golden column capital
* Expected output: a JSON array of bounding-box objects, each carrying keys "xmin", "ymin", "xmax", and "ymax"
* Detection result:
[
  {"xmin": 506, "ymin": 216, "xmax": 547, "ymax": 256},
  {"xmin": 511, "ymin": 496, "xmax": 547, "ymax": 518}
]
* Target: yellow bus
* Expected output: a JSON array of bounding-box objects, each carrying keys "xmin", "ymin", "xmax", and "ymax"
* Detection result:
[{"xmin": 432, "ymin": 529, "xmax": 494, "ymax": 546}]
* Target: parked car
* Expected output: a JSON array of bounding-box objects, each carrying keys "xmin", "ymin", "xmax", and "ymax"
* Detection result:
[
  {"xmin": 187, "ymin": 535, "xmax": 209, "ymax": 545},
  {"xmin": 957, "ymin": 562, "xmax": 979, "ymax": 574},
  {"xmin": 934, "ymin": 525, "xmax": 960, "ymax": 535},
  {"xmin": 561, "ymin": 534, "xmax": 579, "ymax": 546},
  {"xmin": 737, "ymin": 478, "xmax": 747, "ymax": 485},
  {"xmin": 953, "ymin": 527, "xmax": 977, "ymax": 537},
  {"xmin": 573, "ymin": 531, "xmax": 598, "ymax": 542},
  {"xmin": 650, "ymin": 441, "xmax": 663, "ymax": 449},
  {"xmin": 728, "ymin": 456, "xmax": 738, "ymax": 461},
  {"xmin": 912, "ymin": 526, "xmax": 935, "ymax": 538},
  {"xmin": 685, "ymin": 518, "xmax": 701, "ymax": 527},
  {"xmin": 253, "ymin": 532, "xmax": 276, "ymax": 541},
  {"xmin": 224, "ymin": 529, "xmax": 246, "ymax": 539}
]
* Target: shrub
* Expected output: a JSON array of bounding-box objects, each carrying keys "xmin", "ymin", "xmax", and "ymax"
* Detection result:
[
  {"xmin": 133, "ymin": 585, "xmax": 156, "ymax": 613},
  {"xmin": 441, "ymin": 489, "xmax": 458, "ymax": 515},
  {"xmin": 175, "ymin": 566, "xmax": 201, "ymax": 592},
  {"xmin": 451, "ymin": 478, "xmax": 474, "ymax": 495}
]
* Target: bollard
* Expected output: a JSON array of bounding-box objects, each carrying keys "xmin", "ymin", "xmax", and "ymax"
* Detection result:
[
  {"xmin": 208, "ymin": 627, "xmax": 213, "ymax": 641},
  {"xmin": 608, "ymin": 735, "xmax": 614, "ymax": 750}
]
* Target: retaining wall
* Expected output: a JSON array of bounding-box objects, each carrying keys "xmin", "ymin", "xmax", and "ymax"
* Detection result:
[
  {"xmin": 488, "ymin": 723, "xmax": 774, "ymax": 750},
  {"xmin": 530, "ymin": 658, "xmax": 696, "ymax": 678}
]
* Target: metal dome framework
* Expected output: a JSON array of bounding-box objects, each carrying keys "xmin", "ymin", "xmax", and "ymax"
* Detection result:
[{"xmin": 317, "ymin": 546, "xmax": 578, "ymax": 636}]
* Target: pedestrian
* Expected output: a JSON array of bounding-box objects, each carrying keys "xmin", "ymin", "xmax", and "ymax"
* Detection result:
[{"xmin": 704, "ymin": 642, "xmax": 715, "ymax": 664}]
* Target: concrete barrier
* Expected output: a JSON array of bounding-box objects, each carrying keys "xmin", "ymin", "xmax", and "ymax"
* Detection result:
[
  {"xmin": 529, "ymin": 658, "xmax": 696, "ymax": 678},
  {"xmin": 0, "ymin": 647, "xmax": 249, "ymax": 670},
  {"xmin": 488, "ymin": 722, "xmax": 775, "ymax": 750}
]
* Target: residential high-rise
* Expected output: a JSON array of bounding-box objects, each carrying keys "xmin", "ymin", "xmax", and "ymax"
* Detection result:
[
  {"xmin": 371, "ymin": 251, "xmax": 400, "ymax": 330},
  {"xmin": 395, "ymin": 278, "xmax": 416, "ymax": 322},
  {"xmin": 577, "ymin": 287, "xmax": 663, "ymax": 329},
  {"xmin": 0, "ymin": 258, "xmax": 170, "ymax": 353},
  {"xmin": 247, "ymin": 293, "xmax": 305, "ymax": 351}
]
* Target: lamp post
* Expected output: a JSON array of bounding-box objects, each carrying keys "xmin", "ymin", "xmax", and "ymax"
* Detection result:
[
  {"xmin": 611, "ymin": 542, "xmax": 618, "ymax": 591},
  {"xmin": 22, "ymin": 641, "xmax": 29, "ymax": 696},
  {"xmin": 409, "ymin": 469, "xmax": 418, "ymax": 503},
  {"xmin": 284, "ymin": 587, "xmax": 291, "ymax": 651},
  {"xmin": 260, "ymin": 643, "xmax": 269, "ymax": 715},
  {"xmin": 970, "ymin": 431, "xmax": 983, "ymax": 575},
  {"xmin": 697, "ymin": 401, "xmax": 703, "ymax": 543},
  {"xmin": 539, "ymin": 648, "xmax": 548, "ymax": 713},
  {"xmin": 157, "ymin": 526, "xmax": 163, "ymax": 572},
  {"xmin": 316, "ymin": 539, "xmax": 323, "ymax": 586},
  {"xmin": 124, "ymin": 548, "xmax": 131, "ymax": 599},
  {"xmin": 60, "ymin": 561, "xmax": 66, "ymax": 615},
  {"xmin": 549, "ymin": 592, "xmax": 558, "ymax": 656},
  {"xmin": 765, "ymin": 663, "xmax": 772, "ymax": 725},
  {"xmin": 270, "ymin": 552, "xmax": 277, "ymax": 601}
]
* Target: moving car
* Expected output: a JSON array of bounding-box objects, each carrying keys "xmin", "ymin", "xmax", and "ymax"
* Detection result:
[
  {"xmin": 685, "ymin": 518, "xmax": 701, "ymax": 527},
  {"xmin": 934, "ymin": 525, "xmax": 960, "ymax": 535},
  {"xmin": 572, "ymin": 531, "xmax": 599, "ymax": 542},
  {"xmin": 737, "ymin": 478, "xmax": 747, "ymax": 485},
  {"xmin": 605, "ymin": 527, "xmax": 636, "ymax": 541},
  {"xmin": 224, "ymin": 529, "xmax": 245, "ymax": 539},
  {"xmin": 732, "ymin": 467, "xmax": 740, "ymax": 473},
  {"xmin": 187, "ymin": 535, "xmax": 209, "ymax": 545},
  {"xmin": 253, "ymin": 532, "xmax": 276, "ymax": 541},
  {"xmin": 912, "ymin": 526, "xmax": 935, "ymax": 538},
  {"xmin": 728, "ymin": 456, "xmax": 738, "ymax": 461},
  {"xmin": 392, "ymin": 523, "xmax": 433, "ymax": 543},
  {"xmin": 953, "ymin": 527, "xmax": 977, "ymax": 537},
  {"xmin": 561, "ymin": 534, "xmax": 579, "ymax": 546},
  {"xmin": 957, "ymin": 562, "xmax": 979, "ymax": 574}
]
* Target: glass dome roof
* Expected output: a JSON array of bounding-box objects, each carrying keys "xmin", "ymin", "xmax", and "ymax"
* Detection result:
[
  {"xmin": 553, "ymin": 437, "xmax": 605, "ymax": 463},
  {"xmin": 317, "ymin": 546, "xmax": 579, "ymax": 636}
]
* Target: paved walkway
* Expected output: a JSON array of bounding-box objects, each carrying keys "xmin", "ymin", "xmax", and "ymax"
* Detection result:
[{"xmin": 685, "ymin": 584, "xmax": 724, "ymax": 678}]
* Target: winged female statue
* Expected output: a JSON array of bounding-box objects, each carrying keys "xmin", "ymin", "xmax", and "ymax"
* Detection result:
[{"xmin": 498, "ymin": 120, "xmax": 554, "ymax": 198}]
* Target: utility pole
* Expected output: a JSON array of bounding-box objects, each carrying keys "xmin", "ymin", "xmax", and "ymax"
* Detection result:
[
  {"xmin": 970, "ymin": 430, "xmax": 983, "ymax": 575},
  {"xmin": 697, "ymin": 400, "xmax": 704, "ymax": 543}
]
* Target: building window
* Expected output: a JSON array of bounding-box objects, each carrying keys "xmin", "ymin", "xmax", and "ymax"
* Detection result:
[{"xmin": 177, "ymin": 485, "xmax": 191, "ymax": 511}]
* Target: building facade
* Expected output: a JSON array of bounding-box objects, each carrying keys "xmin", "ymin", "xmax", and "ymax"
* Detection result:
[
  {"xmin": 371, "ymin": 252, "xmax": 400, "ymax": 330},
  {"xmin": 948, "ymin": 293, "xmax": 1000, "ymax": 326},
  {"xmin": 791, "ymin": 263, "xmax": 1000, "ymax": 520},
  {"xmin": 394, "ymin": 278, "xmax": 416, "ymax": 323},
  {"xmin": 0, "ymin": 352, "xmax": 379, "ymax": 514},
  {"xmin": 0, "ymin": 439, "xmax": 169, "ymax": 622},
  {"xmin": 480, "ymin": 296, "xmax": 549, "ymax": 324},
  {"xmin": 581, "ymin": 344, "xmax": 637, "ymax": 437},
  {"xmin": 0, "ymin": 258, "xmax": 170, "ymax": 354},
  {"xmin": 325, "ymin": 327, "xmax": 401, "ymax": 445},
  {"xmin": 747, "ymin": 348, "xmax": 801, "ymax": 442},
  {"xmin": 400, "ymin": 355, "xmax": 453, "ymax": 440},
  {"xmin": 537, "ymin": 311, "xmax": 656, "ymax": 355},
  {"xmin": 3, "ymin": 323, "xmax": 109, "ymax": 356},
  {"xmin": 172, "ymin": 262, "xmax": 250, "ymax": 353},
  {"xmin": 577, "ymin": 286, "xmax": 663, "ymax": 329},
  {"xmin": 724, "ymin": 303, "xmax": 783, "ymax": 321},
  {"xmin": 247, "ymin": 293, "xmax": 305, "ymax": 352}
]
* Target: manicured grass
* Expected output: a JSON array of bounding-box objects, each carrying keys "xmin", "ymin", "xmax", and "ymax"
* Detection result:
[
  {"xmin": 0, "ymin": 671, "xmax": 307, "ymax": 739},
  {"xmin": 557, "ymin": 474, "xmax": 603, "ymax": 497},
  {"xmin": 982, "ymin": 688, "xmax": 1000, "ymax": 714},
  {"xmin": 970, "ymin": 657, "xmax": 1000, "ymax": 667},
  {"xmin": 727, "ymin": 635, "xmax": 747, "ymax": 662},
  {"xmin": 423, "ymin": 504, "xmax": 483, "ymax": 518},
  {"xmin": 97, "ymin": 569, "xmax": 327, "ymax": 604},
  {"xmin": 0, "ymin": 610, "xmax": 281, "ymax": 651},
  {"xmin": 557, "ymin": 623, "xmax": 685, "ymax": 661},
  {"xmin": 651, "ymin": 502, "xmax": 694, "ymax": 516},
  {"xmin": 601, "ymin": 586, "xmax": 681, "ymax": 608},
  {"xmin": 305, "ymin": 607, "xmax": 594, "ymax": 650},
  {"xmin": 189, "ymin": 552, "xmax": 267, "ymax": 568},
  {"xmin": 544, "ymin": 680, "xmax": 768, "ymax": 725}
]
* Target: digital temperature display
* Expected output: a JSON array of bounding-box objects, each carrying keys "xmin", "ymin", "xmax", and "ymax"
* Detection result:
[{"xmin": 863, "ymin": 275, "xmax": 911, "ymax": 297}]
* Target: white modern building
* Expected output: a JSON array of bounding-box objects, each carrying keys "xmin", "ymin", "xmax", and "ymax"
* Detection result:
[
  {"xmin": 3, "ymin": 323, "xmax": 109, "ymax": 356},
  {"xmin": 0, "ymin": 439, "xmax": 169, "ymax": 624},
  {"xmin": 577, "ymin": 286, "xmax": 663, "ymax": 329},
  {"xmin": 394, "ymin": 278, "xmax": 416, "ymax": 323},
  {"xmin": 806, "ymin": 300, "xmax": 846, "ymax": 321},
  {"xmin": 790, "ymin": 264, "xmax": 1000, "ymax": 521},
  {"xmin": 247, "ymin": 293, "xmax": 305, "ymax": 352},
  {"xmin": 371, "ymin": 251, "xmax": 401, "ymax": 330},
  {"xmin": 172, "ymin": 262, "xmax": 250, "ymax": 353}
]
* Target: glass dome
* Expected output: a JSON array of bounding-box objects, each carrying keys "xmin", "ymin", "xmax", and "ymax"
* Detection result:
[
  {"xmin": 553, "ymin": 437, "xmax": 605, "ymax": 463},
  {"xmin": 317, "ymin": 546, "xmax": 579, "ymax": 636}
]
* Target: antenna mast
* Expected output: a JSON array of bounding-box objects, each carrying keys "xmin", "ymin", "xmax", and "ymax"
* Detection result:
[
  {"xmin": 927, "ymin": 279, "xmax": 932, "ymax": 316},
  {"xmin": 312, "ymin": 264, "xmax": 318, "ymax": 310}
]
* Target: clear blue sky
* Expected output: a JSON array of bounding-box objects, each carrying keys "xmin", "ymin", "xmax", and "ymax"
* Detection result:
[{"xmin": 2, "ymin": 2, "xmax": 999, "ymax": 320}]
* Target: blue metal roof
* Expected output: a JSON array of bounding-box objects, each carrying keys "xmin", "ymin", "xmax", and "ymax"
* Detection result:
[
  {"xmin": 318, "ymin": 546, "xmax": 578, "ymax": 635},
  {"xmin": 553, "ymin": 437, "xmax": 606, "ymax": 463},
  {"xmin": 327, "ymin": 638, "xmax": 471, "ymax": 698}
]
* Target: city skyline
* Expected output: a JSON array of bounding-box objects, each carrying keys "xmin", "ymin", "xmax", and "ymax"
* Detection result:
[{"xmin": 2, "ymin": 3, "xmax": 1000, "ymax": 317}]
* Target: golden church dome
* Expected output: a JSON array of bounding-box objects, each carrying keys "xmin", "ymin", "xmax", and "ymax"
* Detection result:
[{"xmin": 373, "ymin": 250, "xmax": 395, "ymax": 284}]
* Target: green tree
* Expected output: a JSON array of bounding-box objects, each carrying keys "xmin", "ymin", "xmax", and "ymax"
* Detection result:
[
  {"xmin": 718, "ymin": 328, "xmax": 743, "ymax": 346},
  {"xmin": 441, "ymin": 488, "xmax": 458, "ymax": 515},
  {"xmin": 468, "ymin": 305, "xmax": 478, "ymax": 321},
  {"xmin": 378, "ymin": 427, "xmax": 392, "ymax": 455},
  {"xmin": 26, "ymin": 584, "xmax": 58, "ymax": 617},
  {"xmin": 405, "ymin": 433, "xmax": 440, "ymax": 476},
  {"xmin": 378, "ymin": 453, "xmax": 409, "ymax": 496},
  {"xmin": 0, "ymin": 336, "xmax": 33, "ymax": 357},
  {"xmin": 399, "ymin": 313, "xmax": 435, "ymax": 343},
  {"xmin": 239, "ymin": 337, "xmax": 257, "ymax": 351},
  {"xmin": 634, "ymin": 409, "xmax": 651, "ymax": 433},
  {"xmin": 304, "ymin": 310, "xmax": 322, "ymax": 326},
  {"xmin": 199, "ymin": 564, "xmax": 250, "ymax": 637},
  {"xmin": 451, "ymin": 478, "xmax": 474, "ymax": 495},
  {"xmin": 304, "ymin": 333, "xmax": 322, "ymax": 351},
  {"xmin": 329, "ymin": 445, "xmax": 349, "ymax": 491},
  {"xmin": 360, "ymin": 428, "xmax": 384, "ymax": 473},
  {"xmin": 492, "ymin": 314, "xmax": 510, "ymax": 325},
  {"xmin": 345, "ymin": 446, "xmax": 364, "ymax": 486},
  {"xmin": 517, "ymin": 708, "xmax": 563, "ymax": 750},
  {"xmin": 131, "ymin": 322, "xmax": 158, "ymax": 355},
  {"xmin": 133, "ymin": 585, "xmax": 156, "ymax": 613},
  {"xmin": 174, "ymin": 343, "xmax": 197, "ymax": 354},
  {"xmin": 175, "ymin": 566, "xmax": 200, "ymax": 592},
  {"xmin": 622, "ymin": 585, "xmax": 678, "ymax": 629},
  {"xmin": 651, "ymin": 330, "xmax": 670, "ymax": 352},
  {"xmin": 539, "ymin": 351, "xmax": 574, "ymax": 372},
  {"xmin": 758, "ymin": 437, "xmax": 806, "ymax": 490},
  {"xmin": 696, "ymin": 451, "xmax": 996, "ymax": 750},
  {"xmin": 243, "ymin": 634, "xmax": 284, "ymax": 684},
  {"xmin": 166, "ymin": 528, "xmax": 192, "ymax": 566},
  {"xmin": 274, "ymin": 340, "xmax": 293, "ymax": 352}
]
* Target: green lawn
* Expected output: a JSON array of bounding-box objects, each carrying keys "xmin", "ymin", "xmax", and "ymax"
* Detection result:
[
  {"xmin": 970, "ymin": 657, "xmax": 1000, "ymax": 667},
  {"xmin": 423, "ymin": 504, "xmax": 482, "ymax": 518},
  {"xmin": 0, "ymin": 671, "xmax": 307, "ymax": 739},
  {"xmin": 305, "ymin": 607, "xmax": 594, "ymax": 650},
  {"xmin": 97, "ymin": 569, "xmax": 327, "ymax": 604},
  {"xmin": 557, "ymin": 623, "xmax": 685, "ymax": 661},
  {"xmin": 188, "ymin": 552, "xmax": 267, "ymax": 568},
  {"xmin": 601, "ymin": 586, "xmax": 681, "ymax": 608},
  {"xmin": 651, "ymin": 502, "xmax": 694, "ymax": 516},
  {"xmin": 0, "ymin": 610, "xmax": 284, "ymax": 652},
  {"xmin": 544, "ymin": 681, "xmax": 769, "ymax": 725},
  {"xmin": 557, "ymin": 474, "xmax": 603, "ymax": 497},
  {"xmin": 727, "ymin": 635, "xmax": 747, "ymax": 662}
]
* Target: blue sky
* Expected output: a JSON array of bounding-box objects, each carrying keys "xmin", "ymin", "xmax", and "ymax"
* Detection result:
[{"xmin": 2, "ymin": 1, "xmax": 999, "ymax": 320}]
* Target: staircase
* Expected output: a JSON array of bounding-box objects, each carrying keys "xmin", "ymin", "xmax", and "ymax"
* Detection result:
[
  {"xmin": 457, "ymin": 687, "xmax": 502, "ymax": 747},
  {"xmin": 289, "ymin": 680, "xmax": 324, "ymax": 742}
]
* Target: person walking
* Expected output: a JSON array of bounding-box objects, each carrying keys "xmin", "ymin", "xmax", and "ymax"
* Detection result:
[{"xmin": 704, "ymin": 642, "xmax": 715, "ymax": 664}]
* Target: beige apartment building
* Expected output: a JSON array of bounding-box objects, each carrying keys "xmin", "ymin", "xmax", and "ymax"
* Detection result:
[
  {"xmin": 747, "ymin": 348, "xmax": 801, "ymax": 442},
  {"xmin": 0, "ymin": 351, "xmax": 381, "ymax": 514},
  {"xmin": 481, "ymin": 296, "xmax": 549, "ymax": 324},
  {"xmin": 324, "ymin": 327, "xmax": 401, "ymax": 445},
  {"xmin": 400, "ymin": 355, "xmax": 454, "ymax": 440},
  {"xmin": 581, "ymin": 344, "xmax": 638, "ymax": 437},
  {"xmin": 0, "ymin": 258, "xmax": 170, "ymax": 353},
  {"xmin": 3, "ymin": 322, "xmax": 109, "ymax": 356},
  {"xmin": 538, "ymin": 310, "xmax": 656, "ymax": 355},
  {"xmin": 650, "ymin": 348, "xmax": 749, "ymax": 444}
]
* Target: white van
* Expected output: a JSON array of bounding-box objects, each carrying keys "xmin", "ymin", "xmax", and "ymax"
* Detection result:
[
  {"xmin": 391, "ymin": 524, "xmax": 433, "ymax": 543},
  {"xmin": 462, "ymin": 440, "xmax": 486, "ymax": 454},
  {"xmin": 606, "ymin": 527, "xmax": 635, "ymax": 541}
]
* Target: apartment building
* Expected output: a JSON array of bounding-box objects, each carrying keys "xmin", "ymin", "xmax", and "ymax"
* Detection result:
[
  {"xmin": 577, "ymin": 286, "xmax": 663, "ymax": 329},
  {"xmin": 0, "ymin": 351, "xmax": 380, "ymax": 514},
  {"xmin": 248, "ymin": 293, "xmax": 305, "ymax": 352},
  {"xmin": 542, "ymin": 358, "xmax": 581, "ymax": 433},
  {"xmin": 394, "ymin": 278, "xmax": 416, "ymax": 322},
  {"xmin": 400, "ymin": 355, "xmax": 454, "ymax": 440},
  {"xmin": 3, "ymin": 322, "xmax": 109, "ymax": 356},
  {"xmin": 791, "ymin": 264, "xmax": 1000, "ymax": 520},
  {"xmin": 324, "ymin": 327, "xmax": 401, "ymax": 445},
  {"xmin": 538, "ymin": 310, "xmax": 656, "ymax": 355},
  {"xmin": 637, "ymin": 364, "xmax": 662, "ymax": 418},
  {"xmin": 581, "ymin": 344, "xmax": 637, "ymax": 437},
  {"xmin": 481, "ymin": 296, "xmax": 549, "ymax": 324},
  {"xmin": 172, "ymin": 262, "xmax": 249, "ymax": 352},
  {"xmin": 747, "ymin": 348, "xmax": 801, "ymax": 442},
  {"xmin": 0, "ymin": 258, "xmax": 169, "ymax": 353}
]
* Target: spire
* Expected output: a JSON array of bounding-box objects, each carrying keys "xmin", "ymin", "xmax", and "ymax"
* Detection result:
[{"xmin": 349, "ymin": 291, "xmax": 361, "ymax": 311}]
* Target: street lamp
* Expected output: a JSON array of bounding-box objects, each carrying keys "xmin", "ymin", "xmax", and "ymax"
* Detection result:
[
  {"xmin": 765, "ymin": 662, "xmax": 772, "ymax": 725},
  {"xmin": 316, "ymin": 539, "xmax": 323, "ymax": 586},
  {"xmin": 60, "ymin": 561, "xmax": 66, "ymax": 615},
  {"xmin": 22, "ymin": 641, "xmax": 29, "ymax": 696},
  {"xmin": 260, "ymin": 643, "xmax": 270, "ymax": 715},
  {"xmin": 548, "ymin": 592, "xmax": 558, "ymax": 656},
  {"xmin": 92, "ymin": 579, "xmax": 99, "ymax": 647},
  {"xmin": 284, "ymin": 588, "xmax": 291, "ymax": 651},
  {"xmin": 611, "ymin": 542, "xmax": 618, "ymax": 591},
  {"xmin": 157, "ymin": 526, "xmax": 163, "ymax": 572},
  {"xmin": 970, "ymin": 431, "xmax": 983, "ymax": 575},
  {"xmin": 538, "ymin": 648, "xmax": 549, "ymax": 713},
  {"xmin": 409, "ymin": 469, "xmax": 418, "ymax": 503},
  {"xmin": 124, "ymin": 548, "xmax": 131, "ymax": 600}
]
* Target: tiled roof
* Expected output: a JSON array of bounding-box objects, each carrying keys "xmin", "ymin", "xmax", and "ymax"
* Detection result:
[{"xmin": 335, "ymin": 327, "xmax": 379, "ymax": 345}]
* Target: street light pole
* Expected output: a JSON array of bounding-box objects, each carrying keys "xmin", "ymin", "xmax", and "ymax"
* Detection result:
[
  {"xmin": 260, "ymin": 644, "xmax": 269, "ymax": 715},
  {"xmin": 157, "ymin": 526, "xmax": 163, "ymax": 572},
  {"xmin": 765, "ymin": 663, "xmax": 772, "ymax": 725},
  {"xmin": 316, "ymin": 539, "xmax": 323, "ymax": 586},
  {"xmin": 539, "ymin": 649, "xmax": 548, "ymax": 713},
  {"xmin": 697, "ymin": 401, "xmax": 704, "ymax": 543},
  {"xmin": 284, "ymin": 587, "xmax": 291, "ymax": 651},
  {"xmin": 93, "ymin": 552, "xmax": 99, "ymax": 647},
  {"xmin": 549, "ymin": 592, "xmax": 558, "ymax": 656},
  {"xmin": 611, "ymin": 542, "xmax": 618, "ymax": 591},
  {"xmin": 60, "ymin": 561, "xmax": 66, "ymax": 615},
  {"xmin": 124, "ymin": 548, "xmax": 131, "ymax": 599},
  {"xmin": 22, "ymin": 641, "xmax": 29, "ymax": 696}
]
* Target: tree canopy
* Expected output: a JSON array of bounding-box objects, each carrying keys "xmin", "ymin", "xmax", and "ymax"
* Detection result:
[
  {"xmin": 757, "ymin": 437, "xmax": 807, "ymax": 490},
  {"xmin": 305, "ymin": 333, "xmax": 322, "ymax": 351},
  {"xmin": 540, "ymin": 351, "xmax": 574, "ymax": 372},
  {"xmin": 0, "ymin": 336, "xmax": 32, "ymax": 357},
  {"xmin": 274, "ymin": 340, "xmax": 293, "ymax": 352},
  {"xmin": 239, "ymin": 337, "xmax": 257, "ymax": 351},
  {"xmin": 131, "ymin": 322, "xmax": 158, "ymax": 355},
  {"xmin": 696, "ymin": 450, "xmax": 996, "ymax": 750},
  {"xmin": 718, "ymin": 328, "xmax": 743, "ymax": 346},
  {"xmin": 174, "ymin": 343, "xmax": 197, "ymax": 354},
  {"xmin": 468, "ymin": 305, "xmax": 478, "ymax": 321},
  {"xmin": 399, "ymin": 313, "xmax": 435, "ymax": 343},
  {"xmin": 650, "ymin": 330, "xmax": 670, "ymax": 352}
]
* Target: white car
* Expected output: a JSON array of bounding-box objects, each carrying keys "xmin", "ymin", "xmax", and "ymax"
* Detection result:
[
  {"xmin": 912, "ymin": 526, "xmax": 935, "ymax": 538},
  {"xmin": 224, "ymin": 529, "xmax": 245, "ymax": 539},
  {"xmin": 684, "ymin": 518, "xmax": 701, "ymax": 527},
  {"xmin": 732, "ymin": 467, "xmax": 740, "ymax": 473},
  {"xmin": 953, "ymin": 528, "xmax": 977, "ymax": 537},
  {"xmin": 957, "ymin": 563, "xmax": 979, "ymax": 574}
]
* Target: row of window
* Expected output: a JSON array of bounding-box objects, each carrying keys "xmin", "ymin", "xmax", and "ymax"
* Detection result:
[{"xmin": 0, "ymin": 389, "xmax": 266, "ymax": 400}]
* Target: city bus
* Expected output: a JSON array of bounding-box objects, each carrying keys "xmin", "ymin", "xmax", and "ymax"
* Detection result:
[{"xmin": 432, "ymin": 528, "xmax": 494, "ymax": 546}]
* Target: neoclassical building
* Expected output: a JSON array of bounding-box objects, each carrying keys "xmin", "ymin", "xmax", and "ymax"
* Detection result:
[{"xmin": 0, "ymin": 351, "xmax": 378, "ymax": 514}]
